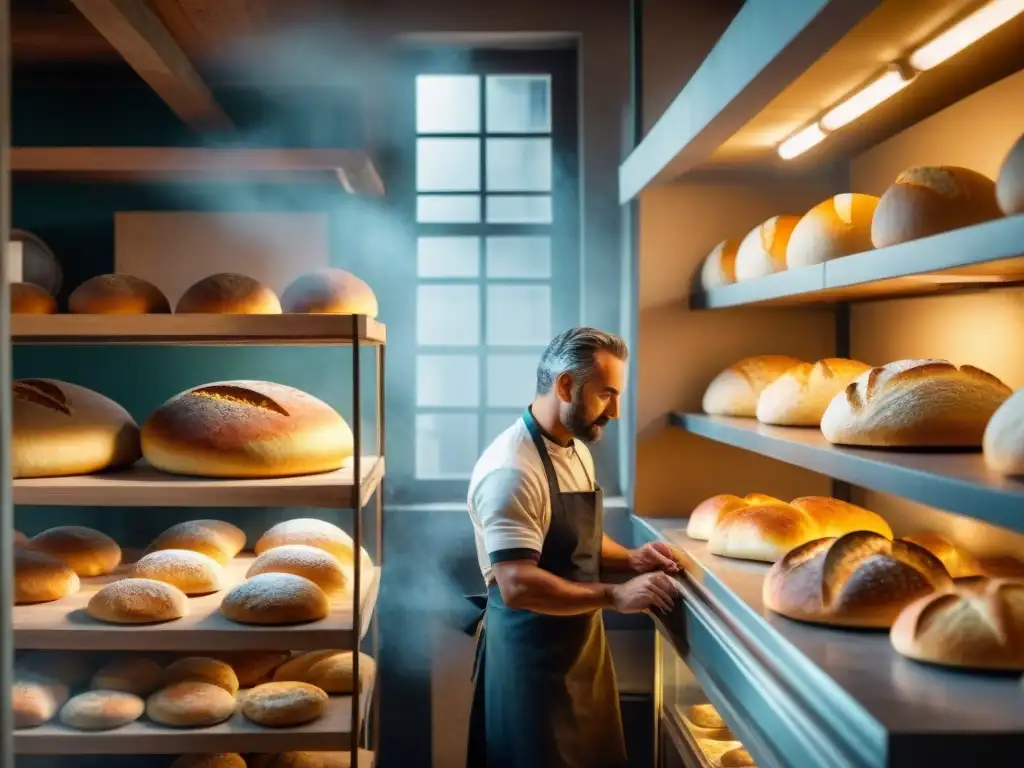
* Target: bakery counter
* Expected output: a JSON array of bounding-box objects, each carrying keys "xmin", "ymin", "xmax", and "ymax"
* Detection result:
[{"xmin": 637, "ymin": 517, "xmax": 1024, "ymax": 768}]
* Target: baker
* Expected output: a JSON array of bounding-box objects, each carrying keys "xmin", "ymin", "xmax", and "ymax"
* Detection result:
[{"xmin": 465, "ymin": 327, "xmax": 681, "ymax": 768}]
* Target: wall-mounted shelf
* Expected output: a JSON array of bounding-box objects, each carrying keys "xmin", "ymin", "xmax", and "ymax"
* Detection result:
[
  {"xmin": 12, "ymin": 314, "xmax": 387, "ymax": 346},
  {"xmin": 691, "ymin": 216, "xmax": 1024, "ymax": 309},
  {"xmin": 11, "ymin": 147, "xmax": 385, "ymax": 195},
  {"xmin": 671, "ymin": 413, "xmax": 1024, "ymax": 533},
  {"xmin": 13, "ymin": 457, "xmax": 385, "ymax": 509}
]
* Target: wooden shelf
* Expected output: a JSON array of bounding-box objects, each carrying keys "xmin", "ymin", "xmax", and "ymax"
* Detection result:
[
  {"xmin": 12, "ymin": 314, "xmax": 387, "ymax": 346},
  {"xmin": 14, "ymin": 555, "xmax": 380, "ymax": 652},
  {"xmin": 671, "ymin": 413, "xmax": 1024, "ymax": 534},
  {"xmin": 14, "ymin": 457, "xmax": 385, "ymax": 509},
  {"xmin": 11, "ymin": 147, "xmax": 385, "ymax": 195},
  {"xmin": 691, "ymin": 217, "xmax": 1024, "ymax": 309}
]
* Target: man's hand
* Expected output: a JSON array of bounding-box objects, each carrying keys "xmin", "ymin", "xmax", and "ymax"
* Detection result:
[
  {"xmin": 610, "ymin": 572, "xmax": 678, "ymax": 614},
  {"xmin": 628, "ymin": 541, "xmax": 681, "ymax": 574}
]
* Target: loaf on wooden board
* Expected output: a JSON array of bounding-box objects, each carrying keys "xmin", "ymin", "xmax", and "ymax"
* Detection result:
[
  {"xmin": 702, "ymin": 355, "xmax": 805, "ymax": 418},
  {"xmin": 756, "ymin": 358, "xmax": 871, "ymax": 426}
]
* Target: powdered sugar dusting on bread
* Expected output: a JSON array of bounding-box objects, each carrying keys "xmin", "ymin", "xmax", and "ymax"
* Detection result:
[
  {"xmin": 222, "ymin": 572, "xmax": 328, "ymax": 624},
  {"xmin": 132, "ymin": 549, "xmax": 223, "ymax": 592},
  {"xmin": 90, "ymin": 578, "xmax": 188, "ymax": 621}
]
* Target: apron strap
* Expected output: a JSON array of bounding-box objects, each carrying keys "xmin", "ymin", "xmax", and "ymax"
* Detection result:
[{"xmin": 522, "ymin": 406, "xmax": 569, "ymax": 520}]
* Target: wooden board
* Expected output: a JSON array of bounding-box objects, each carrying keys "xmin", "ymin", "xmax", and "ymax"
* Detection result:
[{"xmin": 13, "ymin": 457, "xmax": 385, "ymax": 509}]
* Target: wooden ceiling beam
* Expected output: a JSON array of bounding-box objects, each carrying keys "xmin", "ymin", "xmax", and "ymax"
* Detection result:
[{"xmin": 69, "ymin": 0, "xmax": 233, "ymax": 130}]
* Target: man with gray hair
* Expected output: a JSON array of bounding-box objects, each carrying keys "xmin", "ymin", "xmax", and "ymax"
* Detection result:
[{"xmin": 465, "ymin": 327, "xmax": 680, "ymax": 768}]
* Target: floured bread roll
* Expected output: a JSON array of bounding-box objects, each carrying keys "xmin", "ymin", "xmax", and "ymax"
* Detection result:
[
  {"xmin": 764, "ymin": 531, "xmax": 952, "ymax": 628},
  {"xmin": 171, "ymin": 755, "xmax": 247, "ymax": 768},
  {"xmin": 215, "ymin": 651, "xmax": 291, "ymax": 688},
  {"xmin": 256, "ymin": 518, "xmax": 372, "ymax": 570},
  {"xmin": 281, "ymin": 268, "xmax": 379, "ymax": 317},
  {"xmin": 13, "ymin": 673, "xmax": 69, "ymax": 728},
  {"xmin": 786, "ymin": 194, "xmax": 879, "ymax": 268},
  {"xmin": 15, "ymin": 549, "xmax": 80, "ymax": 604},
  {"xmin": 87, "ymin": 578, "xmax": 189, "ymax": 624},
  {"xmin": 142, "ymin": 381, "xmax": 354, "ymax": 478},
  {"xmin": 891, "ymin": 578, "xmax": 1024, "ymax": 670},
  {"xmin": 146, "ymin": 681, "xmax": 237, "ymax": 727},
  {"xmin": 176, "ymin": 273, "xmax": 282, "ymax": 314},
  {"xmin": 131, "ymin": 549, "xmax": 225, "ymax": 595},
  {"xmin": 273, "ymin": 650, "xmax": 341, "ymax": 683},
  {"xmin": 27, "ymin": 525, "xmax": 121, "ymax": 576},
  {"xmin": 756, "ymin": 358, "xmax": 871, "ymax": 426},
  {"xmin": 900, "ymin": 532, "xmax": 983, "ymax": 579},
  {"xmin": 59, "ymin": 690, "xmax": 145, "ymax": 730},
  {"xmin": 702, "ymin": 355, "xmax": 804, "ymax": 418},
  {"xmin": 11, "ymin": 282, "xmax": 58, "ymax": 314},
  {"xmin": 145, "ymin": 519, "xmax": 246, "ymax": 565},
  {"xmin": 91, "ymin": 656, "xmax": 164, "ymax": 696},
  {"xmin": 997, "ymin": 131, "xmax": 1024, "ymax": 215},
  {"xmin": 821, "ymin": 360, "xmax": 1012, "ymax": 447},
  {"xmin": 164, "ymin": 657, "xmax": 240, "ymax": 696},
  {"xmin": 699, "ymin": 239, "xmax": 740, "ymax": 289},
  {"xmin": 246, "ymin": 544, "xmax": 348, "ymax": 596},
  {"xmin": 241, "ymin": 681, "xmax": 328, "ymax": 727},
  {"xmin": 69, "ymin": 274, "xmax": 171, "ymax": 314},
  {"xmin": 275, "ymin": 651, "xmax": 374, "ymax": 694},
  {"xmin": 12, "ymin": 378, "xmax": 141, "ymax": 478},
  {"xmin": 734, "ymin": 216, "xmax": 800, "ymax": 281},
  {"xmin": 221, "ymin": 573, "xmax": 329, "ymax": 625},
  {"xmin": 686, "ymin": 493, "xmax": 786, "ymax": 541},
  {"xmin": 983, "ymin": 387, "xmax": 1024, "ymax": 475}
]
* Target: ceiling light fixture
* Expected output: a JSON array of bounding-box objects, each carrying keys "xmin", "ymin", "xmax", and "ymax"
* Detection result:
[
  {"xmin": 820, "ymin": 67, "xmax": 914, "ymax": 131},
  {"xmin": 778, "ymin": 124, "xmax": 828, "ymax": 160},
  {"xmin": 909, "ymin": 0, "xmax": 1024, "ymax": 71}
]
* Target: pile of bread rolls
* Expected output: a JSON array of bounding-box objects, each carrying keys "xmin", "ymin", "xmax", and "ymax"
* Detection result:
[
  {"xmin": 699, "ymin": 129, "xmax": 1023, "ymax": 289},
  {"xmin": 10, "ymin": 267, "xmax": 379, "ymax": 318},
  {"xmin": 11, "ymin": 378, "xmax": 355, "ymax": 480},
  {"xmin": 682, "ymin": 703, "xmax": 757, "ymax": 767}
]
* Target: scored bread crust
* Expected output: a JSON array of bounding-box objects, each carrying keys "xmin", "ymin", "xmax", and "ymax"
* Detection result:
[
  {"xmin": 281, "ymin": 268, "xmax": 379, "ymax": 317},
  {"xmin": 786, "ymin": 193, "xmax": 880, "ymax": 269},
  {"xmin": 175, "ymin": 273, "xmax": 283, "ymax": 314},
  {"xmin": 702, "ymin": 355, "xmax": 805, "ymax": 418},
  {"xmin": 12, "ymin": 379, "xmax": 142, "ymax": 478},
  {"xmin": 983, "ymin": 386, "xmax": 1024, "ymax": 475},
  {"xmin": 69, "ymin": 274, "xmax": 171, "ymax": 314},
  {"xmin": 997, "ymin": 132, "xmax": 1024, "ymax": 215},
  {"xmin": 900, "ymin": 532, "xmax": 983, "ymax": 579},
  {"xmin": 699, "ymin": 239, "xmax": 740, "ymax": 289},
  {"xmin": 890, "ymin": 579, "xmax": 1024, "ymax": 670},
  {"xmin": 820, "ymin": 359, "xmax": 1012, "ymax": 447},
  {"xmin": 763, "ymin": 531, "xmax": 952, "ymax": 628},
  {"xmin": 734, "ymin": 215, "xmax": 801, "ymax": 281},
  {"xmin": 15, "ymin": 549, "xmax": 81, "ymax": 604},
  {"xmin": 141, "ymin": 380, "xmax": 354, "ymax": 478},
  {"xmin": 11, "ymin": 282, "xmax": 58, "ymax": 314},
  {"xmin": 686, "ymin": 493, "xmax": 786, "ymax": 541},
  {"xmin": 756, "ymin": 358, "xmax": 872, "ymax": 426}
]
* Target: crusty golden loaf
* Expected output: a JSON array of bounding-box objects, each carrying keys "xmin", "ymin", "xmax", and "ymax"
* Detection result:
[
  {"xmin": 686, "ymin": 493, "xmax": 787, "ymax": 541},
  {"xmin": 142, "ymin": 380, "xmax": 354, "ymax": 478},
  {"xmin": 240, "ymin": 681, "xmax": 328, "ymax": 727},
  {"xmin": 983, "ymin": 387, "xmax": 1024, "ymax": 475},
  {"xmin": 11, "ymin": 282, "xmax": 58, "ymax": 314},
  {"xmin": 734, "ymin": 216, "xmax": 800, "ymax": 281},
  {"xmin": 87, "ymin": 578, "xmax": 189, "ymax": 624},
  {"xmin": 146, "ymin": 681, "xmax": 236, "ymax": 727},
  {"xmin": 281, "ymin": 268, "xmax": 379, "ymax": 317},
  {"xmin": 246, "ymin": 544, "xmax": 348, "ymax": 596},
  {"xmin": 69, "ymin": 274, "xmax": 171, "ymax": 314},
  {"xmin": 130, "ymin": 549, "xmax": 225, "ymax": 595},
  {"xmin": 144, "ymin": 519, "xmax": 245, "ymax": 565},
  {"xmin": 699, "ymin": 239, "xmax": 740, "ymax": 289},
  {"xmin": 27, "ymin": 526, "xmax": 122, "ymax": 576},
  {"xmin": 900, "ymin": 532, "xmax": 983, "ymax": 579},
  {"xmin": 820, "ymin": 359, "xmax": 1011, "ymax": 447},
  {"xmin": 702, "ymin": 355, "xmax": 805, "ymax": 418},
  {"xmin": 786, "ymin": 193, "xmax": 879, "ymax": 268},
  {"xmin": 255, "ymin": 518, "xmax": 372, "ymax": 571},
  {"xmin": 788, "ymin": 496, "xmax": 892, "ymax": 539},
  {"xmin": 220, "ymin": 573, "xmax": 329, "ymax": 625},
  {"xmin": 996, "ymin": 131, "xmax": 1024, "ymax": 215},
  {"xmin": 163, "ymin": 657, "xmax": 239, "ymax": 696},
  {"xmin": 15, "ymin": 549, "xmax": 80, "ymax": 604},
  {"xmin": 756, "ymin": 358, "xmax": 872, "ymax": 426},
  {"xmin": 215, "ymin": 650, "xmax": 290, "ymax": 688},
  {"xmin": 176, "ymin": 273, "xmax": 282, "ymax": 314}
]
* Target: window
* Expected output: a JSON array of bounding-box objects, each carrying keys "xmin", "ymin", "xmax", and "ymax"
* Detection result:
[{"xmin": 392, "ymin": 50, "xmax": 579, "ymax": 501}]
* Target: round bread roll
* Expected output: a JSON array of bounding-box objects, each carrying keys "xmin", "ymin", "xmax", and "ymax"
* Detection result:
[
  {"xmin": 14, "ymin": 529, "xmax": 30, "ymax": 547},
  {"xmin": 59, "ymin": 690, "xmax": 145, "ymax": 730},
  {"xmin": 91, "ymin": 656, "xmax": 164, "ymax": 696},
  {"xmin": 145, "ymin": 519, "xmax": 246, "ymax": 565},
  {"xmin": 997, "ymin": 131, "xmax": 1024, "ymax": 215},
  {"xmin": 722, "ymin": 746, "xmax": 757, "ymax": 767},
  {"xmin": 699, "ymin": 239, "xmax": 740, "ymax": 289},
  {"xmin": 756, "ymin": 358, "xmax": 872, "ymax": 426},
  {"xmin": 686, "ymin": 493, "xmax": 787, "ymax": 541},
  {"xmin": 891, "ymin": 578, "xmax": 1024, "ymax": 670},
  {"xmin": 272, "ymin": 650, "xmax": 341, "ymax": 683},
  {"xmin": 12, "ymin": 378, "xmax": 142, "ymax": 478},
  {"xmin": 983, "ymin": 386, "xmax": 1024, "ymax": 475},
  {"xmin": 131, "ymin": 549, "xmax": 225, "ymax": 595},
  {"xmin": 171, "ymin": 755, "xmax": 247, "ymax": 768},
  {"xmin": 763, "ymin": 531, "xmax": 952, "ymax": 628},
  {"xmin": 142, "ymin": 380, "xmax": 354, "ymax": 478},
  {"xmin": 221, "ymin": 573, "xmax": 329, "ymax": 626},
  {"xmin": 164, "ymin": 657, "xmax": 240, "ymax": 696},
  {"xmin": 146, "ymin": 681, "xmax": 237, "ymax": 727},
  {"xmin": 256, "ymin": 518, "xmax": 371, "ymax": 570},
  {"xmin": 734, "ymin": 215, "xmax": 800, "ymax": 281},
  {"xmin": 302, "ymin": 652, "xmax": 374, "ymax": 695},
  {"xmin": 69, "ymin": 274, "xmax": 171, "ymax": 314},
  {"xmin": 87, "ymin": 578, "xmax": 189, "ymax": 624},
  {"xmin": 13, "ymin": 674, "xmax": 69, "ymax": 728},
  {"xmin": 11, "ymin": 282, "xmax": 58, "ymax": 314},
  {"xmin": 216, "ymin": 650, "xmax": 291, "ymax": 688},
  {"xmin": 979, "ymin": 555, "xmax": 1024, "ymax": 580},
  {"xmin": 176, "ymin": 273, "xmax": 282, "ymax": 314},
  {"xmin": 15, "ymin": 548, "xmax": 80, "ymax": 604},
  {"xmin": 702, "ymin": 355, "xmax": 805, "ymax": 418},
  {"xmin": 871, "ymin": 166, "xmax": 1001, "ymax": 248},
  {"xmin": 246, "ymin": 545, "xmax": 349, "ymax": 596},
  {"xmin": 687, "ymin": 703, "xmax": 725, "ymax": 730},
  {"xmin": 786, "ymin": 193, "xmax": 879, "ymax": 268},
  {"xmin": 241, "ymin": 681, "xmax": 328, "ymax": 727},
  {"xmin": 281, "ymin": 268, "xmax": 379, "ymax": 317},
  {"xmin": 821, "ymin": 359, "xmax": 1012, "ymax": 447},
  {"xmin": 900, "ymin": 532, "xmax": 983, "ymax": 579},
  {"xmin": 27, "ymin": 525, "xmax": 122, "ymax": 576},
  {"xmin": 696, "ymin": 740, "xmax": 745, "ymax": 766}
]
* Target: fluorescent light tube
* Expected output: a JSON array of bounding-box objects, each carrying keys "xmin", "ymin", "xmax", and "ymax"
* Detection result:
[
  {"xmin": 909, "ymin": 0, "xmax": 1024, "ymax": 71},
  {"xmin": 778, "ymin": 124, "xmax": 827, "ymax": 160},
  {"xmin": 820, "ymin": 69, "xmax": 912, "ymax": 131}
]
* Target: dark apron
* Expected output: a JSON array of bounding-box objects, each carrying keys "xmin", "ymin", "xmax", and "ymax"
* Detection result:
[{"xmin": 465, "ymin": 408, "xmax": 628, "ymax": 768}]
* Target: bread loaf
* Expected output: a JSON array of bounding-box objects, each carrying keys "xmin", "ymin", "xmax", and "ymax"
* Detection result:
[
  {"xmin": 284, "ymin": 651, "xmax": 373, "ymax": 695},
  {"xmin": 164, "ymin": 657, "xmax": 240, "ymax": 696},
  {"xmin": 145, "ymin": 520, "xmax": 245, "ymax": 565},
  {"xmin": 871, "ymin": 166, "xmax": 1001, "ymax": 248},
  {"xmin": 763, "ymin": 531, "xmax": 952, "ymax": 627},
  {"xmin": 12, "ymin": 378, "xmax": 141, "ymax": 478},
  {"xmin": 699, "ymin": 239, "xmax": 740, "ymax": 289},
  {"xmin": 272, "ymin": 650, "xmax": 340, "ymax": 683},
  {"xmin": 681, "ymin": 703, "xmax": 732, "ymax": 740},
  {"xmin": 979, "ymin": 555, "xmax": 1024, "ymax": 580},
  {"xmin": 59, "ymin": 690, "xmax": 145, "ymax": 730},
  {"xmin": 256, "ymin": 518, "xmax": 372, "ymax": 570},
  {"xmin": 14, "ymin": 529, "xmax": 29, "ymax": 547},
  {"xmin": 997, "ymin": 131, "xmax": 1024, "ymax": 215},
  {"xmin": 983, "ymin": 386, "xmax": 1024, "ymax": 475},
  {"xmin": 246, "ymin": 545, "xmax": 349, "ymax": 596},
  {"xmin": 87, "ymin": 578, "xmax": 189, "ymax": 624},
  {"xmin": 686, "ymin": 493, "xmax": 786, "ymax": 541},
  {"xmin": 786, "ymin": 194, "xmax": 879, "ymax": 268},
  {"xmin": 15, "ymin": 549, "xmax": 80, "ymax": 604},
  {"xmin": 756, "ymin": 358, "xmax": 872, "ymax": 426},
  {"xmin": 734, "ymin": 216, "xmax": 800, "ymax": 281},
  {"xmin": 215, "ymin": 651, "xmax": 290, "ymax": 688},
  {"xmin": 11, "ymin": 282, "xmax": 57, "ymax": 314},
  {"xmin": 13, "ymin": 674, "xmax": 69, "ymax": 728},
  {"xmin": 170, "ymin": 755, "xmax": 246, "ymax": 768},
  {"xmin": 900, "ymin": 533, "xmax": 983, "ymax": 579},
  {"xmin": 695, "ymin": 740, "xmax": 745, "ymax": 767},
  {"xmin": 281, "ymin": 268, "xmax": 379, "ymax": 317},
  {"xmin": 252, "ymin": 754, "xmax": 355, "ymax": 768},
  {"xmin": 142, "ymin": 380, "xmax": 354, "ymax": 478},
  {"xmin": 788, "ymin": 496, "xmax": 893, "ymax": 539},
  {"xmin": 91, "ymin": 656, "xmax": 164, "ymax": 696},
  {"xmin": 891, "ymin": 578, "xmax": 1024, "ymax": 670},
  {"xmin": 702, "ymin": 355, "xmax": 804, "ymax": 418},
  {"xmin": 821, "ymin": 360, "xmax": 1012, "ymax": 447},
  {"xmin": 240, "ymin": 681, "xmax": 328, "ymax": 727},
  {"xmin": 146, "ymin": 681, "xmax": 237, "ymax": 727},
  {"xmin": 27, "ymin": 526, "xmax": 121, "ymax": 576},
  {"xmin": 721, "ymin": 747, "xmax": 756, "ymax": 767},
  {"xmin": 176, "ymin": 273, "xmax": 282, "ymax": 314},
  {"xmin": 220, "ymin": 573, "xmax": 330, "ymax": 625},
  {"xmin": 69, "ymin": 274, "xmax": 171, "ymax": 314},
  {"xmin": 131, "ymin": 549, "xmax": 225, "ymax": 595}
]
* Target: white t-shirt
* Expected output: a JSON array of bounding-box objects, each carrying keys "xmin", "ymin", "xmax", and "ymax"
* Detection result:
[{"xmin": 467, "ymin": 415, "xmax": 596, "ymax": 585}]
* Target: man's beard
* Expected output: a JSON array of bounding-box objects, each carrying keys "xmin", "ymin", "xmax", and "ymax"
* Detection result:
[{"xmin": 565, "ymin": 400, "xmax": 609, "ymax": 443}]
